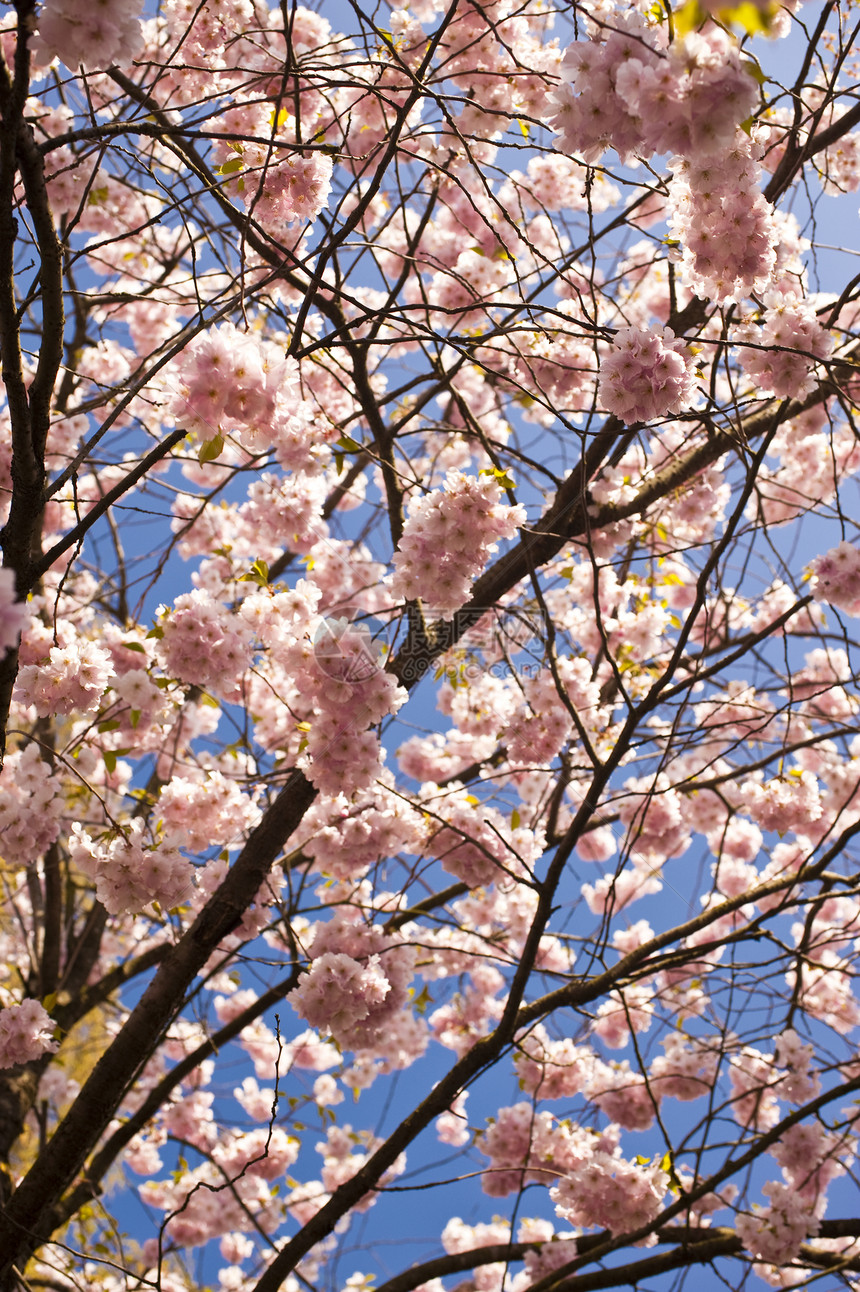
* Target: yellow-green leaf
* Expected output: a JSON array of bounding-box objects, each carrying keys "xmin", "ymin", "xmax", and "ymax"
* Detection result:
[
  {"xmin": 742, "ymin": 57, "xmax": 767, "ymax": 86},
  {"xmin": 673, "ymin": 0, "xmax": 705, "ymax": 35},
  {"xmin": 198, "ymin": 433, "xmax": 224, "ymax": 464}
]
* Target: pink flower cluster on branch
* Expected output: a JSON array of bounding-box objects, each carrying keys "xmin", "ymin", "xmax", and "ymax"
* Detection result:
[
  {"xmin": 551, "ymin": 22, "xmax": 757, "ymax": 165},
  {"xmin": 597, "ymin": 325, "xmax": 697, "ymax": 425},
  {"xmin": 810, "ymin": 541, "xmax": 860, "ymax": 616},
  {"xmin": 0, "ymin": 1001, "xmax": 58, "ymax": 1069},
  {"xmin": 36, "ymin": 0, "xmax": 143, "ymax": 69},
  {"xmin": 389, "ymin": 471, "xmax": 526, "ymax": 617}
]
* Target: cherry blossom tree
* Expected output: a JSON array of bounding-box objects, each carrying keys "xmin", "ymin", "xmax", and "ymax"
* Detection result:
[{"xmin": 4, "ymin": 0, "xmax": 860, "ymax": 1289}]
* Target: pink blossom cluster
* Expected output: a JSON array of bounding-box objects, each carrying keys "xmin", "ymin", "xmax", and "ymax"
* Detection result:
[
  {"xmin": 161, "ymin": 0, "xmax": 255, "ymax": 62},
  {"xmin": 429, "ymin": 965, "xmax": 506, "ymax": 1058},
  {"xmin": 0, "ymin": 567, "xmax": 28, "ymax": 651},
  {"xmin": 586, "ymin": 1059, "xmax": 656, "ymax": 1132},
  {"xmin": 140, "ymin": 1157, "xmax": 279, "ymax": 1250},
  {"xmin": 289, "ymin": 952, "xmax": 392, "ymax": 1049},
  {"xmin": 739, "ymin": 770, "xmax": 822, "ymax": 835},
  {"xmin": 581, "ymin": 865, "xmax": 663, "ymax": 917},
  {"xmin": 649, "ymin": 1033, "xmax": 721, "ymax": 1102},
  {"xmin": 302, "ymin": 783, "xmax": 426, "ymax": 882},
  {"xmin": 770, "ymin": 1120, "xmax": 850, "ymax": 1201},
  {"xmin": 436, "ymin": 1091, "xmax": 470, "ymax": 1147},
  {"xmin": 728, "ymin": 1047, "xmax": 783, "ymax": 1131},
  {"xmin": 14, "ymin": 639, "xmax": 114, "ymax": 717},
  {"xmin": 440, "ymin": 4, "xmax": 560, "ymax": 141},
  {"xmin": 773, "ymin": 1030, "xmax": 820, "ymax": 1105},
  {"xmin": 500, "ymin": 154, "xmax": 620, "ymax": 217},
  {"xmin": 787, "ymin": 648, "xmax": 859, "ymax": 721},
  {"xmin": 809, "ymin": 541, "xmax": 860, "ymax": 616},
  {"xmin": 0, "ymin": 1000, "xmax": 58, "ymax": 1069},
  {"xmin": 424, "ymin": 791, "xmax": 539, "ymax": 889},
  {"xmin": 233, "ymin": 472, "xmax": 330, "ymax": 559},
  {"xmin": 786, "ymin": 954, "xmax": 860, "ymax": 1035},
  {"xmin": 156, "ymin": 590, "xmax": 252, "ymax": 701},
  {"xmin": 597, "ymin": 326, "xmax": 697, "ymax": 426},
  {"xmin": 550, "ymin": 1150, "xmax": 669, "ymax": 1237},
  {"xmin": 441, "ymin": 1216, "xmax": 511, "ymax": 1292},
  {"xmin": 0, "ymin": 745, "xmax": 64, "ymax": 867},
  {"xmin": 280, "ymin": 617, "xmax": 406, "ymax": 796},
  {"xmin": 157, "ymin": 771, "xmax": 261, "ymax": 853},
  {"xmin": 36, "ymin": 0, "xmax": 143, "ymax": 70},
  {"xmin": 170, "ymin": 322, "xmax": 312, "ymax": 464},
  {"xmin": 742, "ymin": 409, "xmax": 860, "ymax": 527},
  {"xmin": 69, "ymin": 821, "xmax": 195, "ymax": 916},
  {"xmin": 506, "ymin": 658, "xmax": 603, "ymax": 767},
  {"xmin": 316, "ymin": 1123, "xmax": 405, "ymax": 1213},
  {"xmin": 516, "ymin": 1218, "xmax": 579, "ymax": 1287},
  {"xmin": 667, "ymin": 138, "xmax": 779, "ymax": 304},
  {"xmin": 289, "ymin": 908, "xmax": 417, "ymax": 1053},
  {"xmin": 212, "ymin": 105, "xmax": 332, "ymax": 230},
  {"xmin": 616, "ymin": 775, "xmax": 690, "ymax": 866},
  {"xmin": 551, "ymin": 22, "xmax": 757, "ymax": 166},
  {"xmin": 592, "ymin": 983, "xmax": 654, "ymax": 1049},
  {"xmin": 477, "ymin": 1102, "xmax": 565, "ymax": 1195},
  {"xmin": 736, "ymin": 1181, "xmax": 821, "ymax": 1267},
  {"xmin": 514, "ymin": 1027, "xmax": 594, "ymax": 1100},
  {"xmin": 482, "ymin": 314, "xmax": 598, "ymax": 425},
  {"xmin": 478, "ymin": 1098, "xmax": 668, "ymax": 1228},
  {"xmin": 735, "ymin": 293, "xmax": 833, "ymax": 399},
  {"xmin": 389, "ymin": 472, "xmax": 526, "ymax": 617}
]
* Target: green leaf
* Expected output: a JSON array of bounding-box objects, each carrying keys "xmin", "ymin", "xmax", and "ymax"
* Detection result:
[
  {"xmin": 130, "ymin": 709, "xmax": 141, "ymax": 729},
  {"xmin": 673, "ymin": 0, "xmax": 705, "ymax": 35},
  {"xmin": 146, "ymin": 625, "xmax": 164, "ymax": 639},
  {"xmin": 238, "ymin": 558, "xmax": 270, "ymax": 587},
  {"xmin": 412, "ymin": 984, "xmax": 433, "ymax": 1016},
  {"xmin": 722, "ymin": 1, "xmax": 777, "ymax": 34},
  {"xmin": 480, "ymin": 466, "xmax": 517, "ymax": 490},
  {"xmin": 742, "ymin": 57, "xmax": 767, "ymax": 86},
  {"xmin": 198, "ymin": 433, "xmax": 224, "ymax": 464},
  {"xmin": 121, "ymin": 640, "xmax": 146, "ymax": 652},
  {"xmin": 660, "ymin": 1149, "xmax": 683, "ymax": 1194},
  {"xmin": 511, "ymin": 808, "xmax": 521, "ymax": 830},
  {"xmin": 98, "ymin": 719, "xmax": 121, "ymax": 733},
  {"xmin": 336, "ymin": 434, "xmax": 362, "ymax": 453},
  {"xmin": 217, "ymin": 156, "xmax": 244, "ymax": 176},
  {"xmin": 677, "ymin": 0, "xmax": 779, "ymax": 36}
]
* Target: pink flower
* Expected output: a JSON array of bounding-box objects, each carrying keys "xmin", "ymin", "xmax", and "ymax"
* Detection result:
[
  {"xmin": 809, "ymin": 540, "xmax": 860, "ymax": 616},
  {"xmin": 390, "ymin": 472, "xmax": 526, "ymax": 617},
  {"xmin": 0, "ymin": 1000, "xmax": 58, "ymax": 1068},
  {"xmin": 598, "ymin": 326, "xmax": 697, "ymax": 425}
]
